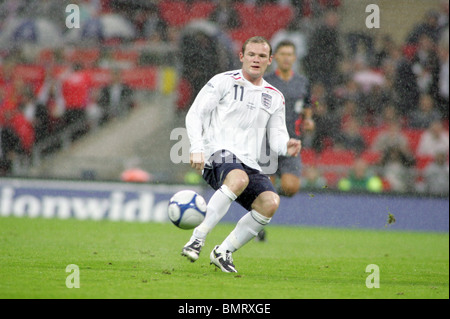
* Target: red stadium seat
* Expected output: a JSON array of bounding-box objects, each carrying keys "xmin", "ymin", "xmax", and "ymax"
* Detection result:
[
  {"xmin": 233, "ymin": 3, "xmax": 294, "ymax": 40},
  {"xmin": 122, "ymin": 67, "xmax": 158, "ymax": 90},
  {"xmin": 359, "ymin": 126, "xmax": 381, "ymax": 149},
  {"xmin": 229, "ymin": 27, "xmax": 259, "ymax": 49},
  {"xmin": 360, "ymin": 150, "xmax": 382, "ymax": 165},
  {"xmin": 13, "ymin": 65, "xmax": 45, "ymax": 90},
  {"xmin": 159, "ymin": 1, "xmax": 214, "ymax": 27},
  {"xmin": 52, "ymin": 67, "xmax": 159, "ymax": 91},
  {"xmin": 260, "ymin": 4, "xmax": 294, "ymax": 38},
  {"xmin": 64, "ymin": 48, "xmax": 100, "ymax": 68},
  {"xmin": 234, "ymin": 3, "xmax": 255, "ymax": 29},
  {"xmin": 317, "ymin": 149, "xmax": 356, "ymax": 167},
  {"xmin": 403, "ymin": 128, "xmax": 424, "ymax": 154},
  {"xmin": 159, "ymin": 1, "xmax": 188, "ymax": 26},
  {"xmin": 189, "ymin": 1, "xmax": 215, "ymax": 20},
  {"xmin": 415, "ymin": 155, "xmax": 434, "ymax": 170},
  {"xmin": 112, "ymin": 50, "xmax": 140, "ymax": 65},
  {"xmin": 301, "ymin": 148, "xmax": 317, "ymax": 165}
]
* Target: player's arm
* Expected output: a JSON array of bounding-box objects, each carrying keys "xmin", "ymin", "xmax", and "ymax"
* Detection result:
[
  {"xmin": 267, "ymin": 103, "xmax": 301, "ymax": 157},
  {"xmin": 185, "ymin": 76, "xmax": 222, "ymax": 171}
]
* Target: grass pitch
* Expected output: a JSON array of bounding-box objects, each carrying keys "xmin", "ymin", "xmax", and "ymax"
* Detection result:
[{"xmin": 0, "ymin": 216, "xmax": 448, "ymax": 299}]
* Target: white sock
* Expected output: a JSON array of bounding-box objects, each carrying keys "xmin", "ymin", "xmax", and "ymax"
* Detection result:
[
  {"xmin": 218, "ymin": 210, "xmax": 271, "ymax": 253},
  {"xmin": 191, "ymin": 185, "xmax": 237, "ymax": 242}
]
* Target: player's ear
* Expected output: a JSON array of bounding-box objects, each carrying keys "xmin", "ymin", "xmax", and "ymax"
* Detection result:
[
  {"xmin": 268, "ymin": 55, "xmax": 273, "ymax": 65},
  {"xmin": 239, "ymin": 51, "xmax": 244, "ymax": 62}
]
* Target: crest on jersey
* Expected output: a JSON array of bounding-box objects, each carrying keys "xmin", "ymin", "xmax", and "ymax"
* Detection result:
[{"xmin": 261, "ymin": 93, "xmax": 272, "ymax": 109}]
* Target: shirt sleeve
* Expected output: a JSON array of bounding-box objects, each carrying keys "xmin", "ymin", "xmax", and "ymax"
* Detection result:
[
  {"xmin": 267, "ymin": 100, "xmax": 290, "ymax": 157},
  {"xmin": 185, "ymin": 74, "xmax": 223, "ymax": 153}
]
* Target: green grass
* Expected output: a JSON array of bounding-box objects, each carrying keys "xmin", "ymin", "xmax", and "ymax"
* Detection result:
[{"xmin": 0, "ymin": 216, "xmax": 448, "ymax": 299}]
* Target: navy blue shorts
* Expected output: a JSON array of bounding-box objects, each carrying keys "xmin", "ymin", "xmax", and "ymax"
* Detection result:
[{"xmin": 203, "ymin": 150, "xmax": 276, "ymax": 211}]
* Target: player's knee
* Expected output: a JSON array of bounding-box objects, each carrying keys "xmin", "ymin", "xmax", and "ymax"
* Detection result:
[
  {"xmin": 253, "ymin": 192, "xmax": 280, "ymax": 218},
  {"xmin": 224, "ymin": 169, "xmax": 249, "ymax": 195},
  {"xmin": 281, "ymin": 183, "xmax": 300, "ymax": 197},
  {"xmin": 264, "ymin": 193, "xmax": 280, "ymax": 217},
  {"xmin": 281, "ymin": 176, "xmax": 301, "ymax": 197}
]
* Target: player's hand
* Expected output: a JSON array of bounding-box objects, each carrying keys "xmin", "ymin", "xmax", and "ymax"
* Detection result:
[
  {"xmin": 190, "ymin": 152, "xmax": 205, "ymax": 171},
  {"xmin": 286, "ymin": 138, "xmax": 301, "ymax": 157}
]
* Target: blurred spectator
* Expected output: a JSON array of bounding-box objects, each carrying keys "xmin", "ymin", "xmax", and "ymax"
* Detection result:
[
  {"xmin": 209, "ymin": 0, "xmax": 242, "ymax": 31},
  {"xmin": 423, "ymin": 151, "xmax": 449, "ymax": 195},
  {"xmin": 0, "ymin": 59, "xmax": 16, "ymax": 95},
  {"xmin": 411, "ymin": 35, "xmax": 440, "ymax": 99},
  {"xmin": 346, "ymin": 32, "xmax": 374, "ymax": 66},
  {"xmin": 36, "ymin": 73, "xmax": 66, "ymax": 135},
  {"xmin": 311, "ymin": 99, "xmax": 340, "ymax": 152},
  {"xmin": 394, "ymin": 49, "xmax": 420, "ymax": 117},
  {"xmin": 297, "ymin": 0, "xmax": 341, "ymax": 19},
  {"xmin": 337, "ymin": 158, "xmax": 383, "ymax": 192},
  {"xmin": 98, "ymin": 69, "xmax": 133, "ymax": 124},
  {"xmin": 372, "ymin": 121, "xmax": 410, "ymax": 154},
  {"xmin": 133, "ymin": 5, "xmax": 168, "ymax": 42},
  {"xmin": 270, "ymin": 19, "xmax": 307, "ymax": 73},
  {"xmin": 304, "ymin": 9, "xmax": 342, "ymax": 89},
  {"xmin": 86, "ymin": 88, "xmax": 102, "ymax": 130},
  {"xmin": 378, "ymin": 146, "xmax": 416, "ymax": 193},
  {"xmin": 333, "ymin": 78, "xmax": 363, "ymax": 108},
  {"xmin": 20, "ymin": 0, "xmax": 70, "ymax": 29},
  {"xmin": 0, "ymin": 126, "xmax": 17, "ymax": 172},
  {"xmin": 360, "ymin": 84, "xmax": 391, "ymax": 126},
  {"xmin": 379, "ymin": 45, "xmax": 403, "ymax": 87},
  {"xmin": 408, "ymin": 94, "xmax": 442, "ymax": 129},
  {"xmin": 0, "ymin": 109, "xmax": 34, "ymax": 162},
  {"xmin": 416, "ymin": 120, "xmax": 449, "ymax": 157},
  {"xmin": 302, "ymin": 166, "xmax": 327, "ymax": 190},
  {"xmin": 337, "ymin": 99, "xmax": 363, "ymax": 127},
  {"xmin": 334, "ymin": 116, "xmax": 366, "ymax": 155},
  {"xmin": 352, "ymin": 59, "xmax": 385, "ymax": 94},
  {"xmin": 437, "ymin": 0, "xmax": 449, "ymax": 29},
  {"xmin": 437, "ymin": 27, "xmax": 449, "ymax": 120},
  {"xmin": 8, "ymin": 105, "xmax": 35, "ymax": 157},
  {"xmin": 0, "ymin": 59, "xmax": 35, "ymax": 160},
  {"xmin": 406, "ymin": 10, "xmax": 441, "ymax": 44},
  {"xmin": 377, "ymin": 103, "xmax": 404, "ymax": 128},
  {"xmin": 0, "ymin": 155, "xmax": 11, "ymax": 176},
  {"xmin": 61, "ymin": 63, "xmax": 91, "ymax": 139},
  {"xmin": 372, "ymin": 121, "xmax": 409, "ymax": 152},
  {"xmin": 310, "ymin": 81, "xmax": 328, "ymax": 105},
  {"xmin": 177, "ymin": 31, "xmax": 220, "ymax": 111},
  {"xmin": 373, "ymin": 34, "xmax": 397, "ymax": 68},
  {"xmin": 20, "ymin": 86, "xmax": 49, "ymax": 143}
]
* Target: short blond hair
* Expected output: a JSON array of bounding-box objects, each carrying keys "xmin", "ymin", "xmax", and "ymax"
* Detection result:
[{"xmin": 242, "ymin": 36, "xmax": 272, "ymax": 56}]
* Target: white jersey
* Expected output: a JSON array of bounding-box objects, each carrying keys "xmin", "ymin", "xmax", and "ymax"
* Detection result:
[{"xmin": 185, "ymin": 69, "xmax": 290, "ymax": 171}]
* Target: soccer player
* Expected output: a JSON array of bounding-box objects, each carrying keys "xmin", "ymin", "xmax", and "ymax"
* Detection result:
[
  {"xmin": 265, "ymin": 40, "xmax": 314, "ymax": 197},
  {"xmin": 182, "ymin": 36, "xmax": 301, "ymax": 273}
]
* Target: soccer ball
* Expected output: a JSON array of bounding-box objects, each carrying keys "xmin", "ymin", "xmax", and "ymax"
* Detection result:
[{"xmin": 168, "ymin": 190, "xmax": 207, "ymax": 229}]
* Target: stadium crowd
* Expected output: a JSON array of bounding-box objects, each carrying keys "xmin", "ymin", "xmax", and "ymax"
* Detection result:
[{"xmin": 0, "ymin": 0, "xmax": 448, "ymax": 195}]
